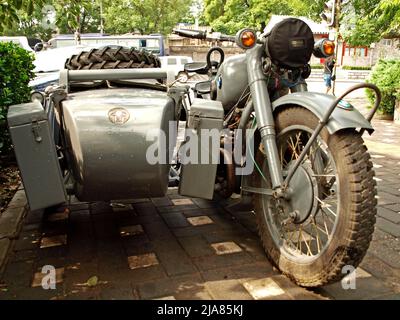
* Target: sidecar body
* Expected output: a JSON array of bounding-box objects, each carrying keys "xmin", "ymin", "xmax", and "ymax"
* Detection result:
[{"xmin": 8, "ymin": 68, "xmax": 224, "ymax": 210}]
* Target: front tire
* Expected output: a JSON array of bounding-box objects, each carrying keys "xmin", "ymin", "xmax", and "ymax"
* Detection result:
[{"xmin": 253, "ymin": 107, "xmax": 377, "ymax": 287}]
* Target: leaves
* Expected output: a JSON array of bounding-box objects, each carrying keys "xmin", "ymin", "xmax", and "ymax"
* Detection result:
[
  {"xmin": 366, "ymin": 59, "xmax": 400, "ymax": 114},
  {"xmin": 0, "ymin": 42, "xmax": 35, "ymax": 157}
]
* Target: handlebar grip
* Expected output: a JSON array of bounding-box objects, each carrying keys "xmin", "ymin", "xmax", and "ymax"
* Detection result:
[{"xmin": 173, "ymin": 29, "xmax": 207, "ymax": 40}]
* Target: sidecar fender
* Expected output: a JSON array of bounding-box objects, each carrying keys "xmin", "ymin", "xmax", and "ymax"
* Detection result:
[{"xmin": 271, "ymin": 92, "xmax": 374, "ymax": 134}]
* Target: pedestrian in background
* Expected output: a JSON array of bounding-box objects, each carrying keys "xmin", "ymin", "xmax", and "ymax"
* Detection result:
[{"xmin": 323, "ymin": 56, "xmax": 336, "ymax": 94}]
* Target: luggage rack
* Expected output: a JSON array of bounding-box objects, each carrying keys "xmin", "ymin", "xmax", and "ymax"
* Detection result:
[{"xmin": 58, "ymin": 68, "xmax": 175, "ymax": 92}]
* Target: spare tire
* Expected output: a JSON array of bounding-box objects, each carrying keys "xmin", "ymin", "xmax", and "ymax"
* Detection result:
[{"xmin": 65, "ymin": 46, "xmax": 161, "ymax": 70}]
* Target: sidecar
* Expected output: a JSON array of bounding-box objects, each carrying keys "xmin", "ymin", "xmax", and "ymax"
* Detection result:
[{"xmin": 8, "ymin": 67, "xmax": 224, "ymax": 211}]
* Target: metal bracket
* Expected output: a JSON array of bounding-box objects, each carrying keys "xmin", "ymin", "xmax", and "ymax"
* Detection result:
[{"xmin": 31, "ymin": 119, "xmax": 42, "ymax": 143}]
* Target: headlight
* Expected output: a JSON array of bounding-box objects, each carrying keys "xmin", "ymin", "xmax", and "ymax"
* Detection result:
[{"xmin": 266, "ymin": 18, "xmax": 314, "ymax": 69}]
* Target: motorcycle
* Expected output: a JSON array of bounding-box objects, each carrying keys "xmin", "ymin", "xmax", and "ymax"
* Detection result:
[{"xmin": 8, "ymin": 18, "xmax": 381, "ymax": 287}]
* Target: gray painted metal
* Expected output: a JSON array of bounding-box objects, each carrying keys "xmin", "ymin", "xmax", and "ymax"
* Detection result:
[
  {"xmin": 8, "ymin": 101, "xmax": 67, "ymax": 210},
  {"xmin": 179, "ymin": 98, "xmax": 224, "ymax": 200},
  {"xmin": 63, "ymin": 68, "xmax": 168, "ymax": 82},
  {"xmin": 61, "ymin": 88, "xmax": 175, "ymax": 201},
  {"xmin": 246, "ymin": 45, "xmax": 283, "ymax": 189},
  {"xmin": 215, "ymin": 54, "xmax": 248, "ymax": 111},
  {"xmin": 272, "ymin": 92, "xmax": 374, "ymax": 134}
]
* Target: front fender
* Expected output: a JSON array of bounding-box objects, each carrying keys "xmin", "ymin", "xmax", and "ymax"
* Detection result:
[{"xmin": 272, "ymin": 92, "xmax": 374, "ymax": 135}]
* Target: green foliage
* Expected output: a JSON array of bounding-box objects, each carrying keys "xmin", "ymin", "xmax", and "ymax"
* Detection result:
[
  {"xmin": 203, "ymin": 0, "xmax": 325, "ymax": 34},
  {"xmin": 0, "ymin": 0, "xmax": 44, "ymax": 32},
  {"xmin": 310, "ymin": 64, "xmax": 323, "ymax": 69},
  {"xmin": 103, "ymin": 0, "xmax": 193, "ymax": 35},
  {"xmin": 342, "ymin": 66, "xmax": 371, "ymax": 70},
  {"xmin": 0, "ymin": 42, "xmax": 35, "ymax": 156},
  {"xmin": 341, "ymin": 0, "xmax": 400, "ymax": 46},
  {"xmin": 366, "ymin": 59, "xmax": 400, "ymax": 114}
]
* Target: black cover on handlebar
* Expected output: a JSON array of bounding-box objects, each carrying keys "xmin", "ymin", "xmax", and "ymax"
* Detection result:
[{"xmin": 173, "ymin": 29, "xmax": 207, "ymax": 40}]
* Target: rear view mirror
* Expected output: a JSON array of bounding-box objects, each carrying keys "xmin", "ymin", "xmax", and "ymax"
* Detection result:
[
  {"xmin": 184, "ymin": 62, "xmax": 209, "ymax": 74},
  {"xmin": 34, "ymin": 43, "xmax": 44, "ymax": 52}
]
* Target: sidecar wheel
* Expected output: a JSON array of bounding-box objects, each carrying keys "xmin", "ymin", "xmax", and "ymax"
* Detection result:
[
  {"xmin": 252, "ymin": 107, "xmax": 377, "ymax": 287},
  {"xmin": 64, "ymin": 46, "xmax": 161, "ymax": 70}
]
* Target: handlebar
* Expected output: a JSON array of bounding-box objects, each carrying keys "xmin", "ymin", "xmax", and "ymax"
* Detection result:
[
  {"xmin": 173, "ymin": 28, "xmax": 235, "ymax": 43},
  {"xmin": 173, "ymin": 28, "xmax": 207, "ymax": 40}
]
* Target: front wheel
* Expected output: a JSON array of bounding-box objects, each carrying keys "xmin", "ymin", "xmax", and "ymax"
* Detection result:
[{"xmin": 252, "ymin": 107, "xmax": 377, "ymax": 287}]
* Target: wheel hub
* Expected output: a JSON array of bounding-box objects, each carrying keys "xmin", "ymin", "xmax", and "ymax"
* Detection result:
[{"xmin": 285, "ymin": 162, "xmax": 318, "ymax": 224}]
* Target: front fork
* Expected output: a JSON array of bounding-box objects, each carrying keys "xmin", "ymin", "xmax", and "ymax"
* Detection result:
[{"xmin": 246, "ymin": 45, "xmax": 283, "ymax": 190}]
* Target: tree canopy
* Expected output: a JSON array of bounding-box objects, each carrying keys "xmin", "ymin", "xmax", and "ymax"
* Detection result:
[{"xmin": 0, "ymin": 0, "xmax": 193, "ymax": 40}]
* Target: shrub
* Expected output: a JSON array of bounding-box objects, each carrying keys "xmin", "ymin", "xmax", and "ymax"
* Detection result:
[
  {"xmin": 342, "ymin": 66, "xmax": 371, "ymax": 70},
  {"xmin": 0, "ymin": 42, "xmax": 35, "ymax": 158},
  {"xmin": 366, "ymin": 59, "xmax": 400, "ymax": 115}
]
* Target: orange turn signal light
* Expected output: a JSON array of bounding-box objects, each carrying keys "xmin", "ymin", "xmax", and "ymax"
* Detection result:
[
  {"xmin": 322, "ymin": 40, "xmax": 335, "ymax": 56},
  {"xmin": 241, "ymin": 31, "xmax": 256, "ymax": 48},
  {"xmin": 235, "ymin": 29, "xmax": 257, "ymax": 49}
]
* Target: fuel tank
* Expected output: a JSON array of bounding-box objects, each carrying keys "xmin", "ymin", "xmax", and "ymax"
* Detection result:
[
  {"xmin": 215, "ymin": 54, "xmax": 248, "ymax": 111},
  {"xmin": 61, "ymin": 88, "xmax": 175, "ymax": 201}
]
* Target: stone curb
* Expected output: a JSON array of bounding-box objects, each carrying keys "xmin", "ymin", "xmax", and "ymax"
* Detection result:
[{"xmin": 0, "ymin": 188, "xmax": 28, "ymax": 275}]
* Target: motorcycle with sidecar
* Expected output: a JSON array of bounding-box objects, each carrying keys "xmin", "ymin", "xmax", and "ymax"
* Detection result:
[{"xmin": 8, "ymin": 18, "xmax": 381, "ymax": 287}]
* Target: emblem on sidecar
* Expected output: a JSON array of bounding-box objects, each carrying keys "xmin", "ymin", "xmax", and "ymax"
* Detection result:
[{"xmin": 108, "ymin": 108, "xmax": 130, "ymax": 125}]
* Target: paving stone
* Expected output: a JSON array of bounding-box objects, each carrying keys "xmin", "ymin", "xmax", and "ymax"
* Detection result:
[
  {"xmin": 161, "ymin": 212, "xmax": 190, "ymax": 228},
  {"xmin": 271, "ymin": 275, "xmax": 325, "ymax": 300},
  {"xmin": 378, "ymin": 207, "xmax": 400, "ymax": 224},
  {"xmin": 187, "ymin": 216, "xmax": 214, "ymax": 226},
  {"xmin": 40, "ymin": 234, "xmax": 67, "ymax": 249},
  {"xmin": 137, "ymin": 274, "xmax": 203, "ymax": 299},
  {"xmin": 0, "ymin": 238, "xmax": 11, "ymax": 270},
  {"xmin": 157, "ymin": 204, "xmax": 199, "ymax": 213},
  {"xmin": 191, "ymin": 198, "xmax": 216, "ymax": 209},
  {"xmin": 1, "ymin": 260, "xmax": 34, "ymax": 287},
  {"xmin": 0, "ymin": 206, "xmax": 26, "ymax": 239},
  {"xmin": 177, "ymin": 235, "xmax": 215, "ymax": 258},
  {"xmin": 200, "ymin": 267, "xmax": 237, "ymax": 282},
  {"xmin": 127, "ymin": 253, "xmax": 159, "ymax": 270},
  {"xmin": 211, "ymin": 241, "xmax": 243, "ymax": 255},
  {"xmin": 230, "ymin": 262, "xmax": 275, "ymax": 281},
  {"xmin": 376, "ymin": 217, "xmax": 400, "ymax": 238},
  {"xmin": 100, "ymin": 281, "xmax": 139, "ymax": 300},
  {"xmin": 193, "ymin": 251, "xmax": 254, "ymax": 271},
  {"xmin": 10, "ymin": 249, "xmax": 37, "ymax": 263},
  {"xmin": 153, "ymin": 295, "xmax": 176, "ymax": 300},
  {"xmin": 119, "ymin": 224, "xmax": 144, "ymax": 237},
  {"xmin": 111, "ymin": 203, "xmax": 134, "ymax": 212},
  {"xmin": 141, "ymin": 221, "xmax": 175, "ymax": 241},
  {"xmin": 171, "ymin": 198, "xmax": 194, "ymax": 206},
  {"xmin": 13, "ymin": 230, "xmax": 41, "ymax": 251},
  {"xmin": 6, "ymin": 190, "xmax": 27, "ymax": 208},
  {"xmin": 172, "ymin": 224, "xmax": 223, "ymax": 238},
  {"xmin": 47, "ymin": 210, "xmax": 69, "ymax": 222},
  {"xmin": 151, "ymin": 197, "xmax": 173, "ymax": 207},
  {"xmin": 90, "ymin": 202, "xmax": 112, "ymax": 215},
  {"xmin": 68, "ymin": 209, "xmax": 91, "ymax": 222},
  {"xmin": 320, "ymin": 276, "xmax": 394, "ymax": 300},
  {"xmin": 31, "ymin": 267, "xmax": 64, "ymax": 288},
  {"xmin": 375, "ymin": 293, "xmax": 400, "ymax": 300},
  {"xmin": 206, "ymin": 279, "xmax": 254, "ymax": 300},
  {"xmin": 125, "ymin": 265, "xmax": 167, "ymax": 283},
  {"xmin": 368, "ymin": 240, "xmax": 400, "ymax": 269},
  {"xmin": 243, "ymin": 277, "xmax": 288, "ymax": 300},
  {"xmin": 152, "ymin": 239, "xmax": 197, "ymax": 276},
  {"xmin": 182, "ymin": 209, "xmax": 210, "ymax": 217},
  {"xmin": 385, "ymin": 203, "xmax": 400, "ymax": 213}
]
